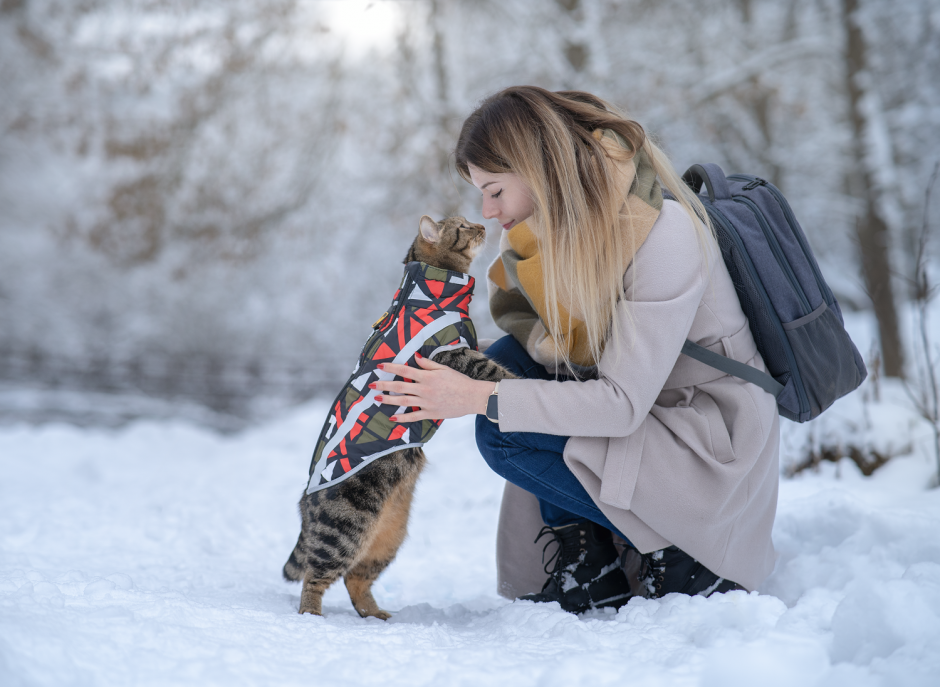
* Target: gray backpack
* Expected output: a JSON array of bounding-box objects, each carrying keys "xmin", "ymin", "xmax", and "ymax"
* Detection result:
[{"xmin": 679, "ymin": 163, "xmax": 867, "ymax": 422}]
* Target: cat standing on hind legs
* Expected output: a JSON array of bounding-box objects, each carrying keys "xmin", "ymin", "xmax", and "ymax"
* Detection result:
[
  {"xmin": 283, "ymin": 214, "xmax": 513, "ymax": 619},
  {"xmin": 283, "ymin": 447, "xmax": 425, "ymax": 619}
]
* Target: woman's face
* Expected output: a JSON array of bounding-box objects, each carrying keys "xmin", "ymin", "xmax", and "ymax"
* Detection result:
[{"xmin": 467, "ymin": 164, "xmax": 535, "ymax": 231}]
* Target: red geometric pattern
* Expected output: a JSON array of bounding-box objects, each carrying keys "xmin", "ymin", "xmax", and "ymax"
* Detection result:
[{"xmin": 306, "ymin": 261, "xmax": 479, "ymax": 494}]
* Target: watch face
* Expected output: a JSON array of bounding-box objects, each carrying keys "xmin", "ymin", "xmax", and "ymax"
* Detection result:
[{"xmin": 486, "ymin": 393, "xmax": 498, "ymax": 420}]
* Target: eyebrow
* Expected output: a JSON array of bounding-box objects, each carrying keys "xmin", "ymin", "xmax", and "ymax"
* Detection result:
[{"xmin": 481, "ymin": 181, "xmax": 497, "ymax": 190}]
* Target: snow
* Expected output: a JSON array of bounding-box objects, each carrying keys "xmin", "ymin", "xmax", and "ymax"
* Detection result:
[{"xmin": 2, "ymin": 392, "xmax": 940, "ymax": 686}]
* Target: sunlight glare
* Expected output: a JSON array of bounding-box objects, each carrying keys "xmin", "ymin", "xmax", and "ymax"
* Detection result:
[{"xmin": 317, "ymin": 0, "xmax": 404, "ymax": 56}]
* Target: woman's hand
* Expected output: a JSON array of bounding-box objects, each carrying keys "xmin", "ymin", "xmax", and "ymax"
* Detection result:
[{"xmin": 370, "ymin": 354, "xmax": 496, "ymax": 422}]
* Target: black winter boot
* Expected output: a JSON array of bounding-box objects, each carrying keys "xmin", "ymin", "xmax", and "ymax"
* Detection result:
[
  {"xmin": 641, "ymin": 546, "xmax": 745, "ymax": 598},
  {"xmin": 519, "ymin": 521, "xmax": 633, "ymax": 614}
]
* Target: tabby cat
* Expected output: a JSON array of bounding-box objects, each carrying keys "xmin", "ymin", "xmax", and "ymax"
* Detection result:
[{"xmin": 283, "ymin": 215, "xmax": 514, "ymax": 619}]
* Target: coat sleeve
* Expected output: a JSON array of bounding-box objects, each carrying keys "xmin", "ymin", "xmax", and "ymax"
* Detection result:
[{"xmin": 494, "ymin": 202, "xmax": 713, "ymax": 437}]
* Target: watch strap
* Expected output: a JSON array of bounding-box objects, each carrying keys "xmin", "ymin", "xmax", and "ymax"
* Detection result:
[{"xmin": 485, "ymin": 381, "xmax": 500, "ymax": 423}]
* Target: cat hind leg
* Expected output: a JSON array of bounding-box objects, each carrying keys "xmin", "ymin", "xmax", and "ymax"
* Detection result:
[
  {"xmin": 294, "ymin": 502, "xmax": 365, "ymax": 615},
  {"xmin": 344, "ymin": 469, "xmax": 420, "ymax": 620},
  {"xmin": 344, "ymin": 559, "xmax": 394, "ymax": 620},
  {"xmin": 300, "ymin": 567, "xmax": 341, "ymax": 616}
]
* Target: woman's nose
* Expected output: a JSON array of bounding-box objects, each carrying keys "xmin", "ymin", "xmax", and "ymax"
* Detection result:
[{"xmin": 481, "ymin": 198, "xmax": 497, "ymax": 220}]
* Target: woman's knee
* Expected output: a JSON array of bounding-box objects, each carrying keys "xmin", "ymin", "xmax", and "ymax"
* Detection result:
[
  {"xmin": 474, "ymin": 416, "xmax": 538, "ymax": 481},
  {"xmin": 475, "ymin": 415, "xmax": 509, "ymax": 476},
  {"xmin": 475, "ymin": 417, "xmax": 568, "ymax": 478}
]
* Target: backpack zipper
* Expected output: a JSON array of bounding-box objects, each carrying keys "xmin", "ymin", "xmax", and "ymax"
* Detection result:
[
  {"xmin": 732, "ymin": 195, "xmax": 812, "ymax": 314},
  {"xmin": 706, "ymin": 202, "xmax": 810, "ymax": 419},
  {"xmin": 729, "ymin": 174, "xmax": 833, "ymax": 307},
  {"xmin": 762, "ymin": 184, "xmax": 834, "ymax": 307}
]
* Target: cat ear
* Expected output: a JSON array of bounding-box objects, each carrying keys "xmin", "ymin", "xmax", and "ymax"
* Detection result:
[{"xmin": 418, "ymin": 215, "xmax": 442, "ymax": 244}]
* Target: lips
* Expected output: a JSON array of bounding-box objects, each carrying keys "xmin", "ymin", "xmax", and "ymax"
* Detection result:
[{"xmin": 501, "ymin": 221, "xmax": 514, "ymax": 230}]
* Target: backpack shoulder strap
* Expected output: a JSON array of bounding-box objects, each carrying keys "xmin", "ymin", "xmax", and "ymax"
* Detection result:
[{"xmin": 681, "ymin": 339, "xmax": 784, "ymax": 397}]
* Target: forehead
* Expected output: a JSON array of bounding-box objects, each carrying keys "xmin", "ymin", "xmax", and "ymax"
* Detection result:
[{"xmin": 467, "ymin": 164, "xmax": 512, "ymax": 190}]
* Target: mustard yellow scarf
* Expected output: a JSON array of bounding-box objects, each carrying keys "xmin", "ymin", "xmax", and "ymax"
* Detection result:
[{"xmin": 486, "ymin": 131, "xmax": 663, "ymax": 370}]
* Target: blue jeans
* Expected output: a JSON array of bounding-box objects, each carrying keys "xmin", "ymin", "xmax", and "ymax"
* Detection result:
[{"xmin": 475, "ymin": 336, "xmax": 631, "ymax": 544}]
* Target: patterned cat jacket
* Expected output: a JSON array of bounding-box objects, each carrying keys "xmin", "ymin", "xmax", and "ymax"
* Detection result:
[{"xmin": 306, "ymin": 261, "xmax": 478, "ymax": 494}]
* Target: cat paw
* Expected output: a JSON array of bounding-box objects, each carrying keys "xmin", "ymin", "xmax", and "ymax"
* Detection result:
[{"xmin": 358, "ymin": 607, "xmax": 391, "ymax": 620}]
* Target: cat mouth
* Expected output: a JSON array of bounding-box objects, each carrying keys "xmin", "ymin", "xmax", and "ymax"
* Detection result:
[{"xmin": 470, "ymin": 232, "xmax": 486, "ymax": 252}]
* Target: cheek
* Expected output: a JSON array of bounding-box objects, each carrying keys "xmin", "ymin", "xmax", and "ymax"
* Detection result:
[
  {"xmin": 481, "ymin": 196, "xmax": 502, "ymax": 220},
  {"xmin": 514, "ymin": 195, "xmax": 534, "ymax": 219}
]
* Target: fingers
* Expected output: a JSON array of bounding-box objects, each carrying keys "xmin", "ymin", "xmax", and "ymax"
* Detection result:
[
  {"xmin": 378, "ymin": 362, "xmax": 424, "ymax": 381},
  {"xmin": 388, "ymin": 409, "xmax": 432, "ymax": 423},
  {"xmin": 373, "ymin": 396, "xmax": 431, "ymax": 423},
  {"xmin": 372, "ymin": 354, "xmax": 467, "ymax": 423},
  {"xmin": 374, "ymin": 394, "xmax": 420, "ymax": 407},
  {"xmin": 414, "ymin": 354, "xmax": 447, "ymax": 370},
  {"xmin": 378, "ymin": 353, "xmax": 446, "ymax": 379},
  {"xmin": 369, "ymin": 381, "xmax": 414, "ymax": 394}
]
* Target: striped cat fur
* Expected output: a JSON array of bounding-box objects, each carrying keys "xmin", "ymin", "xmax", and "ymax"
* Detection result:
[{"xmin": 283, "ymin": 215, "xmax": 514, "ymax": 619}]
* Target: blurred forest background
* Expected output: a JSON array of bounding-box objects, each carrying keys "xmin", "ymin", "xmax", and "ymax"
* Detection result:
[{"xmin": 1, "ymin": 0, "xmax": 939, "ymax": 428}]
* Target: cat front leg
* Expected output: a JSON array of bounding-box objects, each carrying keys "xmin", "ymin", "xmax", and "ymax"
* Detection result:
[
  {"xmin": 433, "ymin": 348, "xmax": 517, "ymax": 383},
  {"xmin": 344, "ymin": 458, "xmax": 422, "ymax": 620}
]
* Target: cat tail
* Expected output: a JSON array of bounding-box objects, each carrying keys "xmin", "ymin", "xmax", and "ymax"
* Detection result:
[{"xmin": 283, "ymin": 536, "xmax": 306, "ymax": 582}]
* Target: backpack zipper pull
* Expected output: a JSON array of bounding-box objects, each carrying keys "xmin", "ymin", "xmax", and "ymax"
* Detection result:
[{"xmin": 743, "ymin": 178, "xmax": 767, "ymax": 190}]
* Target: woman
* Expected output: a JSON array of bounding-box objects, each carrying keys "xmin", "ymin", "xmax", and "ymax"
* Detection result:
[{"xmin": 375, "ymin": 86, "xmax": 779, "ymax": 613}]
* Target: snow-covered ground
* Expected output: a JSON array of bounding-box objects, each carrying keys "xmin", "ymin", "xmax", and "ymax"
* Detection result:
[{"xmin": 2, "ymin": 387, "xmax": 940, "ymax": 686}]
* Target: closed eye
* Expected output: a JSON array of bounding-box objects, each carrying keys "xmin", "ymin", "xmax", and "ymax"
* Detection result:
[{"xmin": 492, "ymin": 189, "xmax": 502, "ymax": 199}]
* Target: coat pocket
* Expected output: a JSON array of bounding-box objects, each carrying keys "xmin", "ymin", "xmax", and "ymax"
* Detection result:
[
  {"xmin": 597, "ymin": 425, "xmax": 645, "ymax": 510},
  {"xmin": 688, "ymin": 391, "xmax": 736, "ymax": 464}
]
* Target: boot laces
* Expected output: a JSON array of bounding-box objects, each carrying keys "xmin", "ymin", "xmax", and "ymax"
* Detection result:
[
  {"xmin": 533, "ymin": 524, "xmax": 585, "ymax": 576},
  {"xmin": 642, "ymin": 548, "xmax": 666, "ymax": 596}
]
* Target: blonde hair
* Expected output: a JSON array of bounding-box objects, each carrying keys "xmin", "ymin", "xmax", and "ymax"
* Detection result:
[{"xmin": 455, "ymin": 86, "xmax": 712, "ymax": 373}]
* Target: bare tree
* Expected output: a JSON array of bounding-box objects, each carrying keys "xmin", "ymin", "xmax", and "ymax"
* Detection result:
[
  {"xmin": 842, "ymin": 0, "xmax": 905, "ymax": 377},
  {"xmin": 904, "ymin": 162, "xmax": 940, "ymax": 486},
  {"xmin": 75, "ymin": 0, "xmax": 341, "ymax": 266},
  {"xmin": 556, "ymin": 0, "xmax": 589, "ymax": 79},
  {"xmin": 428, "ymin": 0, "xmax": 462, "ymax": 218}
]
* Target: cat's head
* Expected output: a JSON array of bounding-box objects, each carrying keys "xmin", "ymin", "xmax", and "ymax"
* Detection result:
[{"xmin": 405, "ymin": 215, "xmax": 487, "ymax": 274}]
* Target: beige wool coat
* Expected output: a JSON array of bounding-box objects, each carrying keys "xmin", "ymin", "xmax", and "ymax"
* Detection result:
[{"xmin": 491, "ymin": 199, "xmax": 780, "ymax": 594}]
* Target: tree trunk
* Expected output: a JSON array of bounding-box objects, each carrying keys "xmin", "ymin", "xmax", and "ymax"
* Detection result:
[
  {"xmin": 428, "ymin": 0, "xmax": 461, "ymax": 218},
  {"xmin": 556, "ymin": 0, "xmax": 588, "ymax": 80},
  {"xmin": 843, "ymin": 0, "xmax": 905, "ymax": 378}
]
